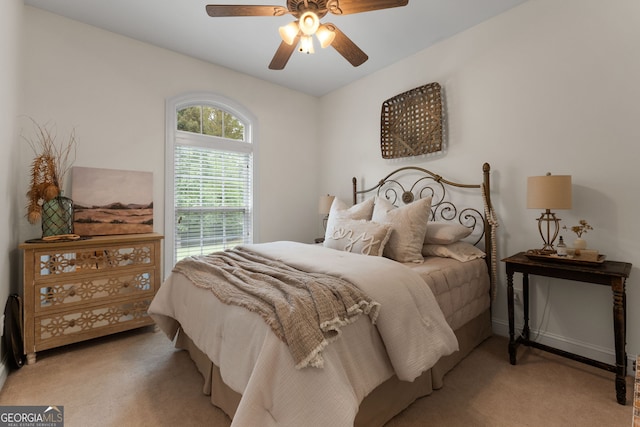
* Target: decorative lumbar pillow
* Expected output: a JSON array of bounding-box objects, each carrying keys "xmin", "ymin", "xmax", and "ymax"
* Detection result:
[
  {"xmin": 422, "ymin": 241, "xmax": 486, "ymax": 262},
  {"xmin": 324, "ymin": 197, "xmax": 374, "ymax": 244},
  {"xmin": 324, "ymin": 219, "xmax": 392, "ymax": 256},
  {"xmin": 424, "ymin": 221, "xmax": 473, "ymax": 245},
  {"xmin": 372, "ymin": 196, "xmax": 432, "ymax": 263}
]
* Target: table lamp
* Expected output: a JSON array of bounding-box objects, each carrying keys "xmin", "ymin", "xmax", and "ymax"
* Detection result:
[
  {"xmin": 527, "ymin": 173, "xmax": 572, "ymax": 253},
  {"xmin": 318, "ymin": 194, "xmax": 335, "ymax": 231}
]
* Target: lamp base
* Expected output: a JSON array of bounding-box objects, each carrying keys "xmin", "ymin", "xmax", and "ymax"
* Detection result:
[{"xmin": 535, "ymin": 209, "xmax": 561, "ymax": 253}]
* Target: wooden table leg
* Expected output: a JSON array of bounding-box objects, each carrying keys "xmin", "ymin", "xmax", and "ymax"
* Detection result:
[
  {"xmin": 612, "ymin": 277, "xmax": 627, "ymax": 405},
  {"xmin": 522, "ymin": 273, "xmax": 530, "ymax": 341},
  {"xmin": 507, "ymin": 267, "xmax": 517, "ymax": 365}
]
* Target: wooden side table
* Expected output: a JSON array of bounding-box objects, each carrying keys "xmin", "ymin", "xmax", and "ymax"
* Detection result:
[{"xmin": 503, "ymin": 252, "xmax": 632, "ymax": 405}]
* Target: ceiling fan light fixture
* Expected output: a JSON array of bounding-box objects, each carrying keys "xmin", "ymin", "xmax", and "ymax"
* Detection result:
[
  {"xmin": 316, "ymin": 24, "xmax": 335, "ymax": 48},
  {"xmin": 298, "ymin": 35, "xmax": 315, "ymax": 54},
  {"xmin": 298, "ymin": 11, "xmax": 320, "ymax": 36},
  {"xmin": 278, "ymin": 21, "xmax": 299, "ymax": 45},
  {"xmin": 205, "ymin": 0, "xmax": 408, "ymax": 70}
]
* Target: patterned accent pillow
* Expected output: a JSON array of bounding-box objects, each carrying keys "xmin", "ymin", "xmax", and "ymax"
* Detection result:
[
  {"xmin": 424, "ymin": 221, "xmax": 473, "ymax": 245},
  {"xmin": 324, "ymin": 219, "xmax": 392, "ymax": 256},
  {"xmin": 422, "ymin": 241, "xmax": 486, "ymax": 262},
  {"xmin": 372, "ymin": 196, "xmax": 432, "ymax": 263},
  {"xmin": 323, "ymin": 197, "xmax": 374, "ymax": 244}
]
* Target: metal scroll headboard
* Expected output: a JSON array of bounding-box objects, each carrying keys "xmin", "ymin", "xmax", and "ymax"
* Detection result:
[{"xmin": 352, "ymin": 163, "xmax": 498, "ymax": 298}]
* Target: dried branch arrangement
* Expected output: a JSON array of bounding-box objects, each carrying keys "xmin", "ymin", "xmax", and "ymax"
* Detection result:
[{"xmin": 24, "ymin": 119, "xmax": 77, "ymax": 224}]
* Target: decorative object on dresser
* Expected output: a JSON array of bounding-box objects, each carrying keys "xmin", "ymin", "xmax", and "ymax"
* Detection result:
[
  {"xmin": 526, "ymin": 173, "xmax": 572, "ymax": 253},
  {"xmin": 380, "ymin": 82, "xmax": 443, "ymax": 159},
  {"xmin": 23, "ymin": 119, "xmax": 77, "ymax": 237},
  {"xmin": 19, "ymin": 233, "xmax": 163, "ymax": 364},
  {"xmin": 71, "ymin": 167, "xmax": 154, "ymax": 236}
]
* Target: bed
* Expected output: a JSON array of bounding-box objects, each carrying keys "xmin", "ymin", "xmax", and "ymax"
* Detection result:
[{"xmin": 149, "ymin": 162, "xmax": 498, "ymax": 426}]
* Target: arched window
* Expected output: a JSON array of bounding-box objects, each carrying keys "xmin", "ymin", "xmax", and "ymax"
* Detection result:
[{"xmin": 165, "ymin": 93, "xmax": 256, "ymax": 275}]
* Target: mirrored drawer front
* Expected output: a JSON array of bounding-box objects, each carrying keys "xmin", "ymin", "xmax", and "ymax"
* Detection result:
[
  {"xmin": 35, "ymin": 299, "xmax": 153, "ymax": 345},
  {"xmin": 34, "ymin": 242, "xmax": 155, "ymax": 278},
  {"xmin": 35, "ymin": 270, "xmax": 155, "ymax": 313}
]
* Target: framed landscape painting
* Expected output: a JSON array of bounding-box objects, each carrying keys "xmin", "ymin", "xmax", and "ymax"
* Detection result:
[{"xmin": 71, "ymin": 167, "xmax": 153, "ymax": 236}]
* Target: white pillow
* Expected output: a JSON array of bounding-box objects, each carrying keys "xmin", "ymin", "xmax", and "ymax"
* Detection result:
[
  {"xmin": 422, "ymin": 241, "xmax": 486, "ymax": 262},
  {"xmin": 372, "ymin": 196, "xmax": 432, "ymax": 263},
  {"xmin": 424, "ymin": 221, "xmax": 473, "ymax": 245},
  {"xmin": 324, "ymin": 219, "xmax": 392, "ymax": 256},
  {"xmin": 324, "ymin": 197, "xmax": 374, "ymax": 243}
]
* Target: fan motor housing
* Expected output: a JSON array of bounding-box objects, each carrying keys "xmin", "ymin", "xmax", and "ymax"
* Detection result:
[{"xmin": 288, "ymin": 0, "xmax": 330, "ymax": 18}]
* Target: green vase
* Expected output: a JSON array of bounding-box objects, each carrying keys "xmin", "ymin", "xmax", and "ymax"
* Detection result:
[{"xmin": 41, "ymin": 195, "xmax": 74, "ymax": 237}]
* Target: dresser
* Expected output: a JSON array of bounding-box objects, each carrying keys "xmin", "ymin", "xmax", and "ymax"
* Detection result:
[{"xmin": 19, "ymin": 233, "xmax": 163, "ymax": 364}]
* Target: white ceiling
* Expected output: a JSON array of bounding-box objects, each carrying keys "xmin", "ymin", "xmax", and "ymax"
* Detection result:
[{"xmin": 24, "ymin": 0, "xmax": 528, "ymax": 97}]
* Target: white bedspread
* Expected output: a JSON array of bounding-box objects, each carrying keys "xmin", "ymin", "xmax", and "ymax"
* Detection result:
[{"xmin": 149, "ymin": 241, "xmax": 458, "ymax": 427}]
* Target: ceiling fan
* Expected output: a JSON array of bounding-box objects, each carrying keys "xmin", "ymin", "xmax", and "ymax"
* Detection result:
[{"xmin": 206, "ymin": 0, "xmax": 409, "ymax": 70}]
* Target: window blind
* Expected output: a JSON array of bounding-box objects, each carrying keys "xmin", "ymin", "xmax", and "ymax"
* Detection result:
[{"xmin": 173, "ymin": 144, "xmax": 252, "ymax": 261}]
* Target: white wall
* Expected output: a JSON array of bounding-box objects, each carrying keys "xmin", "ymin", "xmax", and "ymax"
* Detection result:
[
  {"xmin": 0, "ymin": 0, "xmax": 23, "ymax": 387},
  {"xmin": 319, "ymin": 0, "xmax": 640, "ymax": 365},
  {"xmin": 14, "ymin": 0, "xmax": 640, "ymax": 374},
  {"xmin": 19, "ymin": 7, "xmax": 322, "ymax": 255}
]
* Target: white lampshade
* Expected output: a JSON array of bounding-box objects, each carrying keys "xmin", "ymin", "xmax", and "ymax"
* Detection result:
[
  {"xmin": 279, "ymin": 21, "xmax": 299, "ymax": 45},
  {"xmin": 316, "ymin": 24, "xmax": 335, "ymax": 48},
  {"xmin": 319, "ymin": 195, "xmax": 335, "ymax": 215},
  {"xmin": 298, "ymin": 11, "xmax": 320, "ymax": 36},
  {"xmin": 527, "ymin": 174, "xmax": 572, "ymax": 210},
  {"xmin": 298, "ymin": 35, "xmax": 314, "ymax": 54}
]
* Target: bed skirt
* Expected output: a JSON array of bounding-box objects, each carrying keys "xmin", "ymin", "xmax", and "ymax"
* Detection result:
[{"xmin": 174, "ymin": 309, "xmax": 492, "ymax": 426}]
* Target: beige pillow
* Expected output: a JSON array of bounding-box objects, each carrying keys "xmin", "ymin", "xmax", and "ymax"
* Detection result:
[
  {"xmin": 324, "ymin": 219, "xmax": 392, "ymax": 256},
  {"xmin": 422, "ymin": 241, "xmax": 486, "ymax": 262},
  {"xmin": 372, "ymin": 196, "xmax": 432, "ymax": 263},
  {"xmin": 324, "ymin": 197, "xmax": 374, "ymax": 243},
  {"xmin": 424, "ymin": 221, "xmax": 473, "ymax": 245}
]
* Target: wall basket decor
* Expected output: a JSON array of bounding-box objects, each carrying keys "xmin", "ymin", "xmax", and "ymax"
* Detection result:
[{"xmin": 380, "ymin": 82, "xmax": 443, "ymax": 159}]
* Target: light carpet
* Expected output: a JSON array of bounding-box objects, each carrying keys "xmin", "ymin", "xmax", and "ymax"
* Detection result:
[{"xmin": 0, "ymin": 327, "xmax": 633, "ymax": 426}]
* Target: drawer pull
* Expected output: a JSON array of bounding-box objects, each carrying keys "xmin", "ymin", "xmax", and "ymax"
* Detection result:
[
  {"xmin": 123, "ymin": 310, "xmax": 130, "ymax": 316},
  {"xmin": 69, "ymin": 289, "xmax": 76, "ymax": 297},
  {"xmin": 68, "ymin": 319, "xmax": 76, "ymax": 327},
  {"xmin": 123, "ymin": 282, "xmax": 130, "ymax": 288}
]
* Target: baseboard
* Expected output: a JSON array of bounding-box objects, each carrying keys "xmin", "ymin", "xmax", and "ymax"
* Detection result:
[{"xmin": 492, "ymin": 318, "xmax": 636, "ymax": 376}]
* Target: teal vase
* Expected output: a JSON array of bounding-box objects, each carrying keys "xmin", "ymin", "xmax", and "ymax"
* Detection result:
[{"xmin": 41, "ymin": 195, "xmax": 74, "ymax": 237}]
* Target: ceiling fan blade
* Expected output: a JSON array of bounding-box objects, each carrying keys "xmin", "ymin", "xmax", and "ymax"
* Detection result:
[
  {"xmin": 326, "ymin": 0, "xmax": 408, "ymax": 15},
  {"xmin": 325, "ymin": 24, "xmax": 368, "ymax": 67},
  {"xmin": 206, "ymin": 5, "xmax": 289, "ymax": 17},
  {"xmin": 269, "ymin": 35, "xmax": 301, "ymax": 70}
]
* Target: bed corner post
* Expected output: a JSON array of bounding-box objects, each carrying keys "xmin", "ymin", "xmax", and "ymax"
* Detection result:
[
  {"xmin": 482, "ymin": 162, "xmax": 499, "ymax": 302},
  {"xmin": 482, "ymin": 163, "xmax": 492, "ymax": 257},
  {"xmin": 352, "ymin": 177, "xmax": 357, "ymax": 205}
]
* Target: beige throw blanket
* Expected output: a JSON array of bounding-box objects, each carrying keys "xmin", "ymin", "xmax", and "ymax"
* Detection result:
[{"xmin": 172, "ymin": 247, "xmax": 380, "ymax": 369}]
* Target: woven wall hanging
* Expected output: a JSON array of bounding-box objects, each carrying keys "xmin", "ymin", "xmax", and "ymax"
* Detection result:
[{"xmin": 380, "ymin": 82, "xmax": 443, "ymax": 159}]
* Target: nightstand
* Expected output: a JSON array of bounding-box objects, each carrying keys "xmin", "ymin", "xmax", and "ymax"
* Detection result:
[{"xmin": 503, "ymin": 252, "xmax": 632, "ymax": 405}]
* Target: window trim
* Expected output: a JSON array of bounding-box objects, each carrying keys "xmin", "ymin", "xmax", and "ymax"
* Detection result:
[{"xmin": 165, "ymin": 92, "xmax": 259, "ymax": 277}]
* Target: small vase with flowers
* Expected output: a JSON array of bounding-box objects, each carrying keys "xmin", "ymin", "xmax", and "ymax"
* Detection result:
[{"xmin": 563, "ymin": 219, "xmax": 593, "ymax": 253}]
